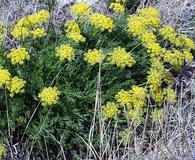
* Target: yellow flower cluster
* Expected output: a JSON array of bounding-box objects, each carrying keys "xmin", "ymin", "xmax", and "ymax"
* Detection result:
[
  {"xmin": 159, "ymin": 26, "xmax": 195, "ymax": 50},
  {"xmin": 56, "ymin": 44, "xmax": 75, "ymax": 61},
  {"xmin": 7, "ymin": 76, "xmax": 26, "ymax": 97},
  {"xmin": 138, "ymin": 7, "xmax": 159, "ymax": 18},
  {"xmin": 0, "ymin": 22, "xmax": 5, "ymax": 45},
  {"xmin": 129, "ymin": 108, "xmax": 144, "ymax": 125},
  {"xmin": 65, "ymin": 20, "xmax": 86, "ymax": 43},
  {"xmin": 38, "ymin": 87, "xmax": 61, "ymax": 106},
  {"xmin": 126, "ymin": 7, "xmax": 181, "ymax": 105},
  {"xmin": 146, "ymin": 43, "xmax": 163, "ymax": 58},
  {"xmin": 147, "ymin": 69, "xmax": 164, "ymax": 92},
  {"xmin": 115, "ymin": 89, "xmax": 131, "ymax": 106},
  {"xmin": 115, "ymin": 86, "xmax": 147, "ymax": 108},
  {"xmin": 70, "ymin": 3, "xmax": 91, "ymax": 16},
  {"xmin": 0, "ymin": 144, "xmax": 6, "ymax": 158},
  {"xmin": 0, "ymin": 67, "xmax": 26, "ymax": 96},
  {"xmin": 108, "ymin": 47, "xmax": 135, "ymax": 68},
  {"xmin": 66, "ymin": 32, "xmax": 86, "ymax": 43},
  {"xmin": 129, "ymin": 86, "xmax": 147, "ymax": 108},
  {"xmin": 31, "ymin": 28, "xmax": 47, "ymax": 39},
  {"xmin": 109, "ymin": 3, "xmax": 125, "ymax": 13},
  {"xmin": 0, "ymin": 68, "xmax": 11, "ymax": 88},
  {"xmin": 12, "ymin": 10, "xmax": 49, "ymax": 40},
  {"xmin": 84, "ymin": 49, "xmax": 104, "ymax": 65},
  {"xmin": 12, "ymin": 27, "xmax": 30, "ymax": 40},
  {"xmin": 178, "ymin": 34, "xmax": 195, "ymax": 49},
  {"xmin": 103, "ymin": 102, "xmax": 119, "ymax": 119},
  {"xmin": 183, "ymin": 50, "xmax": 193, "ymax": 63},
  {"xmin": 128, "ymin": 8, "xmax": 161, "ymax": 36},
  {"xmin": 89, "ymin": 13, "xmax": 114, "ymax": 32},
  {"xmin": 7, "ymin": 46, "xmax": 30, "ymax": 65},
  {"xmin": 163, "ymin": 87, "xmax": 176, "ymax": 104},
  {"xmin": 150, "ymin": 108, "xmax": 165, "ymax": 123},
  {"xmin": 164, "ymin": 49, "xmax": 184, "ymax": 68},
  {"xmin": 65, "ymin": 20, "xmax": 80, "ymax": 33}
]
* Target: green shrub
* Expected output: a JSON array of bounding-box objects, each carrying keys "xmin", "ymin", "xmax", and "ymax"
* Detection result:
[{"xmin": 0, "ymin": 2, "xmax": 194, "ymax": 159}]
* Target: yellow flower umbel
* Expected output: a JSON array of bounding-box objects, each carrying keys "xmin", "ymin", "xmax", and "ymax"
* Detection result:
[
  {"xmin": 147, "ymin": 69, "xmax": 164, "ymax": 91},
  {"xmin": 115, "ymin": 89, "xmax": 131, "ymax": 106},
  {"xmin": 0, "ymin": 68, "xmax": 11, "ymax": 88},
  {"xmin": 38, "ymin": 87, "xmax": 61, "ymax": 106},
  {"xmin": 129, "ymin": 108, "xmax": 144, "ymax": 125},
  {"xmin": 65, "ymin": 20, "xmax": 86, "ymax": 43},
  {"xmin": 36, "ymin": 10, "xmax": 50, "ymax": 23},
  {"xmin": 31, "ymin": 28, "xmax": 47, "ymax": 39},
  {"xmin": 89, "ymin": 13, "xmax": 114, "ymax": 32},
  {"xmin": 56, "ymin": 44, "xmax": 75, "ymax": 61},
  {"xmin": 103, "ymin": 102, "xmax": 119, "ymax": 119},
  {"xmin": 164, "ymin": 49, "xmax": 184, "ymax": 68},
  {"xmin": 66, "ymin": 32, "xmax": 86, "ymax": 43},
  {"xmin": 7, "ymin": 46, "xmax": 30, "ymax": 65},
  {"xmin": 70, "ymin": 3, "xmax": 91, "ymax": 16},
  {"xmin": 138, "ymin": 7, "xmax": 159, "ymax": 18},
  {"xmin": 183, "ymin": 50, "xmax": 193, "ymax": 63},
  {"xmin": 84, "ymin": 49, "xmax": 104, "ymax": 65},
  {"xmin": 108, "ymin": 47, "xmax": 135, "ymax": 68},
  {"xmin": 129, "ymin": 86, "xmax": 147, "ymax": 108},
  {"xmin": 109, "ymin": 3, "xmax": 125, "ymax": 13},
  {"xmin": 178, "ymin": 34, "xmax": 195, "ymax": 50},
  {"xmin": 11, "ymin": 27, "xmax": 30, "ymax": 40},
  {"xmin": 7, "ymin": 76, "xmax": 26, "ymax": 97},
  {"xmin": 65, "ymin": 20, "xmax": 81, "ymax": 34},
  {"xmin": 163, "ymin": 87, "xmax": 176, "ymax": 104},
  {"xmin": 159, "ymin": 26, "xmax": 178, "ymax": 45},
  {"xmin": 0, "ymin": 144, "xmax": 6, "ymax": 159},
  {"xmin": 146, "ymin": 43, "xmax": 163, "ymax": 58},
  {"xmin": 12, "ymin": 10, "xmax": 49, "ymax": 40}
]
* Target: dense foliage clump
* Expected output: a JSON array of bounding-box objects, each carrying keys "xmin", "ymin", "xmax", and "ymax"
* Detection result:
[{"xmin": 0, "ymin": 1, "xmax": 194, "ymax": 158}]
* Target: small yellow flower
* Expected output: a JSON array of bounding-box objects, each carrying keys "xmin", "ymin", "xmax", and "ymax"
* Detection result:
[
  {"xmin": 89, "ymin": 13, "xmax": 114, "ymax": 32},
  {"xmin": 164, "ymin": 49, "xmax": 184, "ymax": 68},
  {"xmin": 129, "ymin": 108, "xmax": 144, "ymax": 125},
  {"xmin": 7, "ymin": 76, "xmax": 26, "ymax": 97},
  {"xmin": 183, "ymin": 50, "xmax": 193, "ymax": 63},
  {"xmin": 56, "ymin": 44, "xmax": 75, "ymax": 61},
  {"xmin": 109, "ymin": 3, "xmax": 125, "ymax": 13},
  {"xmin": 36, "ymin": 10, "xmax": 50, "ymax": 23},
  {"xmin": 7, "ymin": 46, "xmax": 30, "ymax": 65},
  {"xmin": 66, "ymin": 32, "xmax": 86, "ymax": 43},
  {"xmin": 31, "ymin": 28, "xmax": 47, "ymax": 38},
  {"xmin": 138, "ymin": 7, "xmax": 160, "ymax": 18},
  {"xmin": 129, "ymin": 86, "xmax": 147, "ymax": 108},
  {"xmin": 103, "ymin": 102, "xmax": 119, "ymax": 119},
  {"xmin": 163, "ymin": 87, "xmax": 176, "ymax": 104},
  {"xmin": 70, "ymin": 3, "xmax": 91, "ymax": 16},
  {"xmin": 108, "ymin": 47, "xmax": 135, "ymax": 68},
  {"xmin": 65, "ymin": 20, "xmax": 81, "ymax": 34},
  {"xmin": 0, "ymin": 68, "xmax": 11, "ymax": 88},
  {"xmin": 11, "ymin": 27, "xmax": 30, "ymax": 40},
  {"xmin": 38, "ymin": 87, "xmax": 61, "ymax": 106},
  {"xmin": 115, "ymin": 89, "xmax": 131, "ymax": 106},
  {"xmin": 151, "ymin": 89, "xmax": 164, "ymax": 104},
  {"xmin": 84, "ymin": 49, "xmax": 104, "ymax": 65},
  {"xmin": 147, "ymin": 69, "xmax": 164, "ymax": 91}
]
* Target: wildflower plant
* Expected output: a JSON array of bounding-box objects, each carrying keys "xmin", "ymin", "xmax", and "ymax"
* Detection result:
[{"xmin": 0, "ymin": 2, "xmax": 194, "ymax": 159}]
